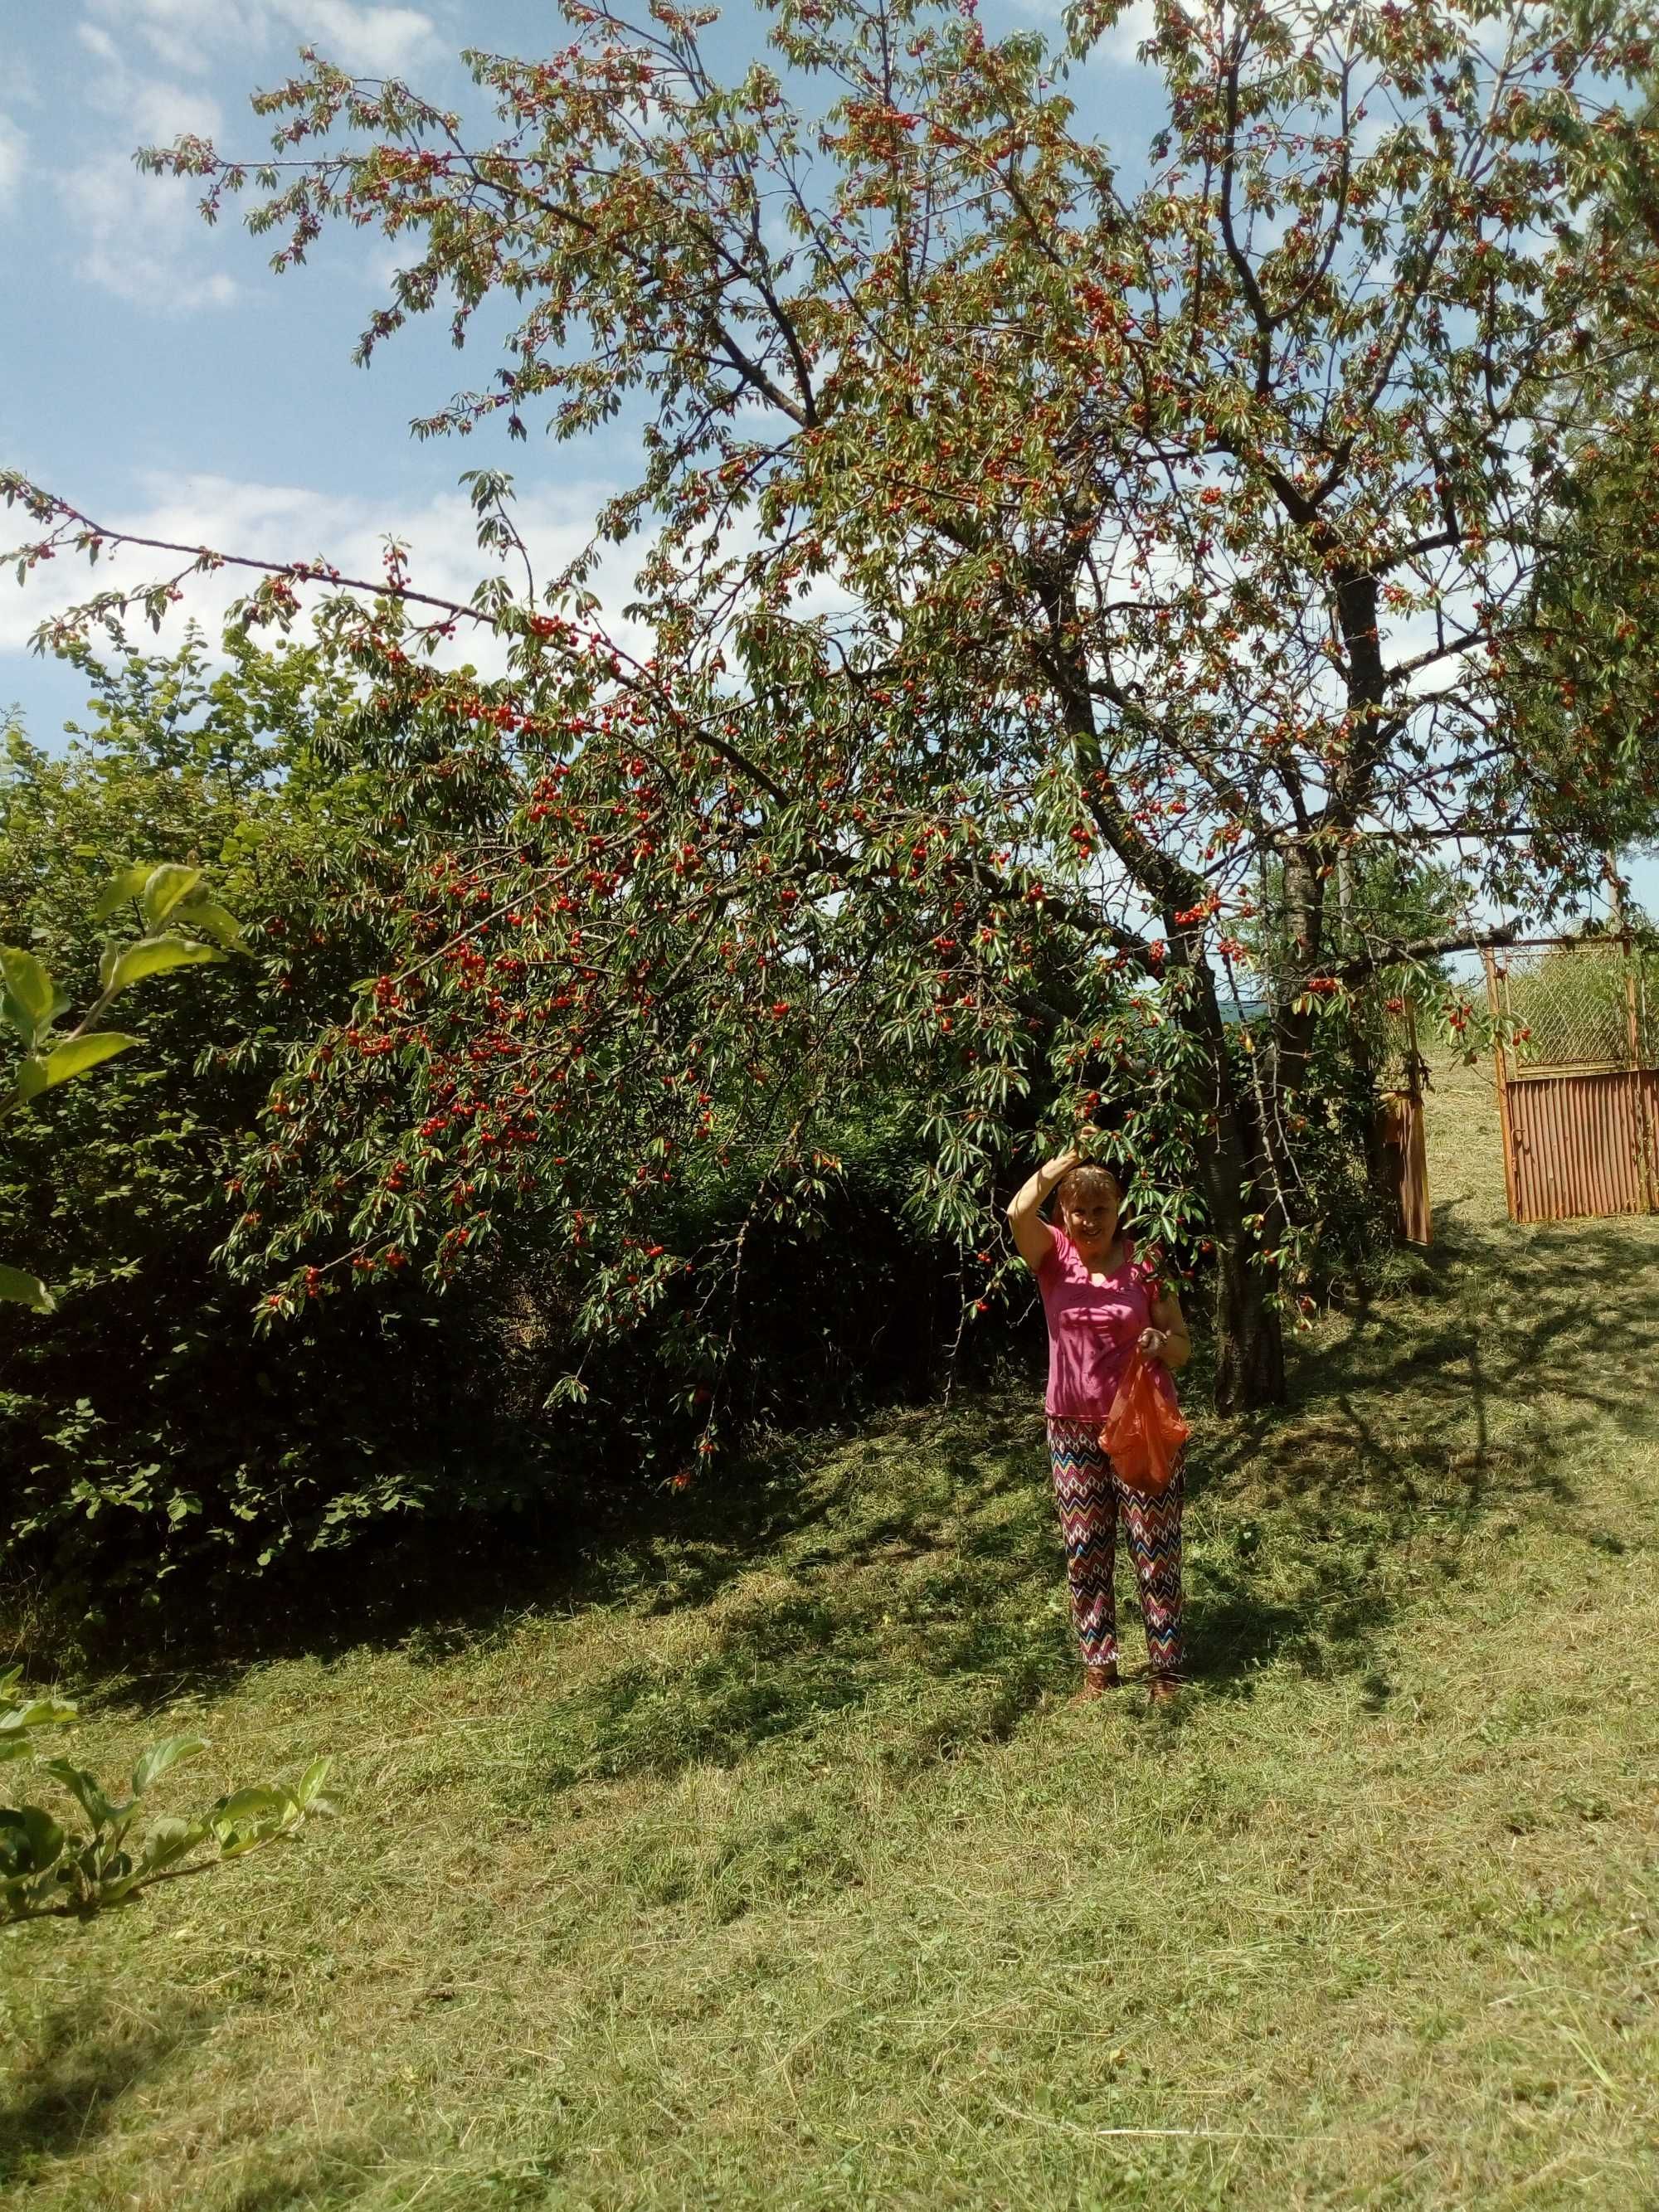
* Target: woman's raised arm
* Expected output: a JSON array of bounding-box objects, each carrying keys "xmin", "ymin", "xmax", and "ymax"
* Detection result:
[{"xmin": 1005, "ymin": 1149, "xmax": 1079, "ymax": 1275}]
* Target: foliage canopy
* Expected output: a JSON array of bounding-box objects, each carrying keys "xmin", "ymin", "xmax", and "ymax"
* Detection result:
[{"xmin": 7, "ymin": 0, "xmax": 1659, "ymax": 1410}]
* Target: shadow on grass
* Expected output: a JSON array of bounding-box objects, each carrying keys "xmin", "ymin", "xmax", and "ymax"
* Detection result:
[
  {"xmin": 216, "ymin": 2144, "xmax": 380, "ymax": 2212},
  {"xmin": 0, "ymin": 1992, "xmax": 210, "ymax": 2187},
  {"xmin": 505, "ymin": 1202, "xmax": 1659, "ymax": 1777},
  {"xmin": 49, "ymin": 1198, "xmax": 1659, "ymax": 1789},
  {"xmin": 59, "ymin": 1410, "xmax": 908, "ymax": 1722}
]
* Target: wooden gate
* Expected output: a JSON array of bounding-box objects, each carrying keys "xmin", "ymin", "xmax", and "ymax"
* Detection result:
[
  {"xmin": 1377, "ymin": 999, "xmax": 1432, "ymax": 1245},
  {"xmin": 1482, "ymin": 938, "xmax": 1659, "ymax": 1225}
]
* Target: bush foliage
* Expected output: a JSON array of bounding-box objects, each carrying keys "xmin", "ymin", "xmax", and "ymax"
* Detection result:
[{"xmin": 0, "ymin": 639, "xmax": 1055, "ymax": 1650}]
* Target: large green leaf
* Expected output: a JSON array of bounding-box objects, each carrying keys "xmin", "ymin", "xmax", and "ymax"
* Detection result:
[
  {"xmin": 0, "ymin": 1806, "xmax": 66, "ymax": 1880},
  {"xmin": 139, "ymin": 864, "xmax": 204, "ymax": 931},
  {"xmin": 90, "ymin": 863, "xmax": 156, "ymax": 923},
  {"xmin": 101, "ymin": 936, "xmax": 226, "ymax": 996},
  {"xmin": 37, "ymin": 1759, "xmax": 118, "ymax": 1831},
  {"xmin": 135, "ymin": 1815, "xmax": 207, "ymax": 1878},
  {"xmin": 16, "ymin": 1033, "xmax": 143, "ymax": 1100},
  {"xmin": 0, "ymin": 948, "xmax": 54, "ymax": 1044},
  {"xmin": 130, "ymin": 1736, "xmax": 207, "ymax": 1799},
  {"xmin": 292, "ymin": 1756, "xmax": 333, "ymax": 1810},
  {"xmin": 173, "ymin": 898, "xmax": 247, "ymax": 953},
  {"xmin": 0, "ymin": 1694, "xmax": 77, "ymax": 1738},
  {"xmin": 0, "ymin": 1265, "xmax": 54, "ymax": 1313},
  {"xmin": 211, "ymin": 1784, "xmax": 297, "ymax": 1855}
]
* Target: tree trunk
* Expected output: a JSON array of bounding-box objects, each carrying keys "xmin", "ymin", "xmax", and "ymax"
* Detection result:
[
  {"xmin": 1170, "ymin": 941, "xmax": 1288, "ymax": 1412},
  {"xmin": 1209, "ymin": 1208, "xmax": 1288, "ymax": 1411}
]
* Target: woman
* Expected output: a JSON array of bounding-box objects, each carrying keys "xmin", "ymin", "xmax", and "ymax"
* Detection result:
[{"xmin": 1007, "ymin": 1145, "xmax": 1191, "ymax": 1706}]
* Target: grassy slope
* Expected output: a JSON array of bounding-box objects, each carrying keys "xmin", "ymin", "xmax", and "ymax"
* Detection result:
[{"xmin": 2, "ymin": 1059, "xmax": 1657, "ymax": 2210}]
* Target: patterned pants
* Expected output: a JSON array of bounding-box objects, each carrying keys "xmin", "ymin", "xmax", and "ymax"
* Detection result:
[{"xmin": 1047, "ymin": 1417, "xmax": 1185, "ymax": 1681}]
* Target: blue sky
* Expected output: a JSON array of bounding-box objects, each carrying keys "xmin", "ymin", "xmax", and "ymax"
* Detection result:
[{"xmin": 2, "ymin": 0, "xmax": 1652, "ymax": 925}]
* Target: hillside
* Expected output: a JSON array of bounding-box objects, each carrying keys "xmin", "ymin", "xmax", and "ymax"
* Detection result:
[{"xmin": 3, "ymin": 1057, "xmax": 1657, "ymax": 2209}]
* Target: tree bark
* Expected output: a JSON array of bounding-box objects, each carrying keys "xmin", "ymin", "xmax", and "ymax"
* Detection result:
[
  {"xmin": 1167, "ymin": 932, "xmax": 1288, "ymax": 1412},
  {"xmin": 1209, "ymin": 1200, "xmax": 1289, "ymax": 1410}
]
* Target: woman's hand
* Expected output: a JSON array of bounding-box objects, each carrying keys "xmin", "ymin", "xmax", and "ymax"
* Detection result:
[
  {"xmin": 1141, "ymin": 1292, "xmax": 1192, "ymax": 1372},
  {"xmin": 1037, "ymin": 1123, "xmax": 1098, "ymax": 1181},
  {"xmin": 1008, "ymin": 1145, "xmax": 1084, "ymax": 1276}
]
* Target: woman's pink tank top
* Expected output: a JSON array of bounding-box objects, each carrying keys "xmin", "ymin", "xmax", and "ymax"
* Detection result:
[{"xmin": 1037, "ymin": 1230, "xmax": 1160, "ymax": 1419}]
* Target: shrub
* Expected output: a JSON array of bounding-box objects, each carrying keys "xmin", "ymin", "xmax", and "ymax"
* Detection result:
[{"xmin": 0, "ymin": 639, "xmax": 1041, "ymax": 1654}]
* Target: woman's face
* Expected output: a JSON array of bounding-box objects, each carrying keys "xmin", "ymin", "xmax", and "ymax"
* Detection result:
[{"xmin": 1061, "ymin": 1179, "xmax": 1121, "ymax": 1262}]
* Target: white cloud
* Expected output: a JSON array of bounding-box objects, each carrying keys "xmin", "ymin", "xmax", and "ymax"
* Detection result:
[
  {"xmin": 0, "ymin": 473, "xmax": 645, "ymax": 678},
  {"xmin": 62, "ymin": 23, "xmax": 231, "ymax": 305},
  {"xmin": 85, "ymin": 0, "xmax": 440, "ymax": 78},
  {"xmin": 85, "ymin": 0, "xmax": 220, "ymax": 79},
  {"xmin": 75, "ymin": 28, "xmax": 225, "ymax": 141},
  {"xmin": 61, "ymin": 149, "xmax": 240, "ymax": 309},
  {"xmin": 276, "ymin": 1, "xmax": 439, "ymax": 73},
  {"xmin": 0, "ymin": 116, "xmax": 24, "ymax": 216}
]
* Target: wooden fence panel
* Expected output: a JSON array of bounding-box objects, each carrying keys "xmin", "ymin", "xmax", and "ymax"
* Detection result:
[{"xmin": 1505, "ymin": 1071, "xmax": 1656, "ymax": 1223}]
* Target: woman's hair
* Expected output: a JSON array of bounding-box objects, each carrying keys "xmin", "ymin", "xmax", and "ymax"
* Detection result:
[{"xmin": 1056, "ymin": 1162, "xmax": 1124, "ymax": 1212}]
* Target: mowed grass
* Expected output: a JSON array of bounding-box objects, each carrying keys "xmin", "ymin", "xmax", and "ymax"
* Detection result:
[{"xmin": 3, "ymin": 1059, "xmax": 1658, "ymax": 2210}]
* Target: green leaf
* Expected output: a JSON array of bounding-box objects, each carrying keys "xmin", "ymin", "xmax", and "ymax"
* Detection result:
[
  {"xmin": 0, "ymin": 948, "xmax": 54, "ymax": 1043},
  {"xmin": 16, "ymin": 1033, "xmax": 143, "ymax": 1099},
  {"xmin": 139, "ymin": 864, "xmax": 203, "ymax": 931},
  {"xmin": 136, "ymin": 1814, "xmax": 207, "ymax": 1877},
  {"xmin": 102, "ymin": 936, "xmax": 226, "ymax": 997},
  {"xmin": 212, "ymin": 1784, "xmax": 289, "ymax": 1827},
  {"xmin": 292, "ymin": 1756, "xmax": 332, "ymax": 1809},
  {"xmin": 173, "ymin": 898, "xmax": 247, "ymax": 953},
  {"xmin": 130, "ymin": 1736, "xmax": 207, "ymax": 1799},
  {"xmin": 0, "ymin": 1805, "xmax": 66, "ymax": 1879},
  {"xmin": 212, "ymin": 1784, "xmax": 298, "ymax": 1855},
  {"xmin": 36, "ymin": 1759, "xmax": 118, "ymax": 1831},
  {"xmin": 0, "ymin": 1694, "xmax": 77, "ymax": 1737},
  {"xmin": 0, "ymin": 1266, "xmax": 54, "ymax": 1313},
  {"xmin": 90, "ymin": 863, "xmax": 155, "ymax": 923}
]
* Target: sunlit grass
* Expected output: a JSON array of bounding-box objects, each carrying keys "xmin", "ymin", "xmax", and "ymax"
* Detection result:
[{"xmin": 3, "ymin": 1059, "xmax": 1657, "ymax": 2208}]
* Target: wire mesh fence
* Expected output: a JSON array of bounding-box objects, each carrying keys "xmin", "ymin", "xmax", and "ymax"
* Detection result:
[{"xmin": 1486, "ymin": 938, "xmax": 1659, "ymax": 1078}]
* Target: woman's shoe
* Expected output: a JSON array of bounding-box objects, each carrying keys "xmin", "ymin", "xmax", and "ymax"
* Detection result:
[
  {"xmin": 1147, "ymin": 1675, "xmax": 1182, "ymax": 1708},
  {"xmin": 1072, "ymin": 1662, "xmax": 1121, "ymax": 1702}
]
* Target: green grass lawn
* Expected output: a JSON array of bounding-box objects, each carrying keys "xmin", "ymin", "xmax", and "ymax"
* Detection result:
[{"xmin": 4, "ymin": 1059, "xmax": 1658, "ymax": 2209}]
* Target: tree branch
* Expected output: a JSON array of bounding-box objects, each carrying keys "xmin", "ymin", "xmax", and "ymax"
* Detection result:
[{"xmin": 1333, "ymin": 921, "xmax": 1520, "ymax": 985}]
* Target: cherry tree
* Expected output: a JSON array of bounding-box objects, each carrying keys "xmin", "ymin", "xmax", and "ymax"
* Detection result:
[{"xmin": 9, "ymin": 0, "xmax": 1659, "ymax": 1414}]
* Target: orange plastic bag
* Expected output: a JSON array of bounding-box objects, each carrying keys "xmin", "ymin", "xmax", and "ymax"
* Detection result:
[{"xmin": 1098, "ymin": 1352, "xmax": 1190, "ymax": 1495}]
